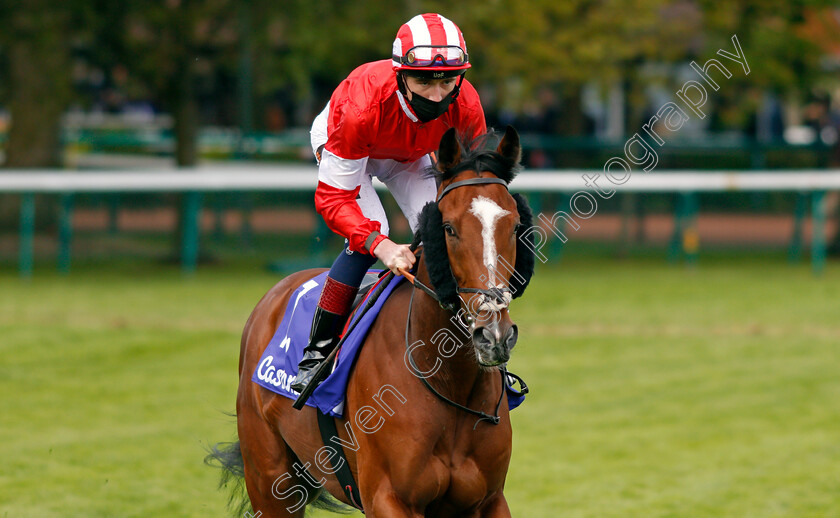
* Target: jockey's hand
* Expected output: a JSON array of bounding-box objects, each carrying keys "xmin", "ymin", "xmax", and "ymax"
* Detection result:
[{"xmin": 373, "ymin": 238, "xmax": 416, "ymax": 276}]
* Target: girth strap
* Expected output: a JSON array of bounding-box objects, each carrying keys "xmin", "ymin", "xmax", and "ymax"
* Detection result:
[{"xmin": 316, "ymin": 409, "xmax": 365, "ymax": 512}]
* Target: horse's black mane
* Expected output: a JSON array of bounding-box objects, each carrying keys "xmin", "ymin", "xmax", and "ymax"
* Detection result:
[{"xmin": 425, "ymin": 129, "xmax": 521, "ymax": 184}]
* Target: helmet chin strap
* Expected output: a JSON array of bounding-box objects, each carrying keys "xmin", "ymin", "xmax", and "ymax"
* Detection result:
[{"xmin": 451, "ymin": 74, "xmax": 465, "ymax": 99}]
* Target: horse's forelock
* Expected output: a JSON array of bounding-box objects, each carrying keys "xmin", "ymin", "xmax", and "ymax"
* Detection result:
[{"xmin": 424, "ymin": 129, "xmax": 521, "ymax": 184}]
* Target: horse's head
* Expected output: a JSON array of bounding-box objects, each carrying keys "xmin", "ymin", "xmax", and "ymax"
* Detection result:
[{"xmin": 416, "ymin": 126, "xmax": 535, "ymax": 367}]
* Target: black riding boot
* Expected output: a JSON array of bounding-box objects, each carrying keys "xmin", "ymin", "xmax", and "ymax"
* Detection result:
[{"xmin": 290, "ymin": 306, "xmax": 347, "ymax": 393}]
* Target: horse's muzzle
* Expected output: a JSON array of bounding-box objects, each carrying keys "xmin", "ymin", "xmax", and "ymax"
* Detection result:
[{"xmin": 473, "ymin": 321, "xmax": 518, "ymax": 366}]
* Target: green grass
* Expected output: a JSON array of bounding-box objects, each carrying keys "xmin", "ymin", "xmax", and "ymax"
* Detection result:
[{"xmin": 1, "ymin": 254, "xmax": 838, "ymax": 517}]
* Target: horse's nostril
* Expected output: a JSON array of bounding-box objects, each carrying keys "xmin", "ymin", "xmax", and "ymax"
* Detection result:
[
  {"xmin": 504, "ymin": 325, "xmax": 518, "ymax": 350},
  {"xmin": 472, "ymin": 326, "xmax": 494, "ymax": 348}
]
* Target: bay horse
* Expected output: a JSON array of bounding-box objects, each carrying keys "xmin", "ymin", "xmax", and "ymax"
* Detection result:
[{"xmin": 209, "ymin": 126, "xmax": 535, "ymax": 517}]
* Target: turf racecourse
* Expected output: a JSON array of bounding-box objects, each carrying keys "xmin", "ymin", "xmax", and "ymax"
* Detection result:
[{"xmin": 1, "ymin": 252, "xmax": 838, "ymax": 517}]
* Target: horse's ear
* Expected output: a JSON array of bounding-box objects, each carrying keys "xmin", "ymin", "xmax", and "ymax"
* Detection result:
[
  {"xmin": 496, "ymin": 125, "xmax": 521, "ymax": 165},
  {"xmin": 437, "ymin": 128, "xmax": 461, "ymax": 172}
]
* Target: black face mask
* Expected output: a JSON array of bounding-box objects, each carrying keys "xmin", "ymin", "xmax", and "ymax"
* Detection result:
[
  {"xmin": 401, "ymin": 74, "xmax": 463, "ymax": 123},
  {"xmin": 407, "ymin": 88, "xmax": 456, "ymax": 122}
]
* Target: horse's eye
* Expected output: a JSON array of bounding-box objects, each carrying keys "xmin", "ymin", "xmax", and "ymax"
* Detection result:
[{"xmin": 443, "ymin": 223, "xmax": 456, "ymax": 237}]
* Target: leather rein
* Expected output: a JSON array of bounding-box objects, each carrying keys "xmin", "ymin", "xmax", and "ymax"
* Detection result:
[{"xmin": 400, "ymin": 176, "xmax": 517, "ymax": 427}]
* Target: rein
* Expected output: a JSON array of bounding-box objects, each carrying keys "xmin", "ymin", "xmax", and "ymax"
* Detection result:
[
  {"xmin": 398, "ymin": 267, "xmax": 441, "ymax": 306},
  {"xmin": 399, "ymin": 175, "xmax": 516, "ymax": 427},
  {"xmin": 403, "ymin": 276, "xmax": 506, "ymax": 428}
]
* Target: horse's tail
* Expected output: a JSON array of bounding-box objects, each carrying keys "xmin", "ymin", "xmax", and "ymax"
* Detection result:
[
  {"xmin": 205, "ymin": 440, "xmax": 357, "ymax": 516},
  {"xmin": 309, "ymin": 491, "xmax": 358, "ymax": 515},
  {"xmin": 205, "ymin": 440, "xmax": 252, "ymax": 517}
]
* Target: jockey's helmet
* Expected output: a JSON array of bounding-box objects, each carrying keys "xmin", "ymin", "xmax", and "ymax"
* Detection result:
[{"xmin": 392, "ymin": 14, "xmax": 470, "ymax": 79}]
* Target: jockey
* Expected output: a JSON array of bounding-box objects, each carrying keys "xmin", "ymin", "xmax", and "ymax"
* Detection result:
[{"xmin": 291, "ymin": 13, "xmax": 487, "ymax": 394}]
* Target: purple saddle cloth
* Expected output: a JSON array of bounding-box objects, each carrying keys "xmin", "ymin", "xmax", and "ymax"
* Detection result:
[{"xmin": 252, "ymin": 270, "xmax": 526, "ymax": 417}]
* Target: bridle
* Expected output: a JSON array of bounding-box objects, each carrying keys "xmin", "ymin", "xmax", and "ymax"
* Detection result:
[
  {"xmin": 401, "ymin": 175, "xmax": 520, "ymax": 427},
  {"xmin": 434, "ymin": 176, "xmax": 507, "ymax": 203},
  {"xmin": 435, "ymin": 176, "xmax": 514, "ymax": 311},
  {"xmin": 401, "ymin": 176, "xmax": 516, "ymax": 311}
]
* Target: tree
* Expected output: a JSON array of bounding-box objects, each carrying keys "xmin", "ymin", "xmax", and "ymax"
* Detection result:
[
  {"xmin": 416, "ymin": 0, "xmax": 703, "ymax": 135},
  {"xmin": 1, "ymin": 2, "xmax": 75, "ymax": 168},
  {"xmin": 251, "ymin": 0, "xmax": 407, "ymax": 127},
  {"xmin": 120, "ymin": 0, "xmax": 240, "ymax": 166}
]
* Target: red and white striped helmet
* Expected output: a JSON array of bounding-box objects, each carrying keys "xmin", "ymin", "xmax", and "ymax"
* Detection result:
[{"xmin": 392, "ymin": 14, "xmax": 470, "ymax": 74}]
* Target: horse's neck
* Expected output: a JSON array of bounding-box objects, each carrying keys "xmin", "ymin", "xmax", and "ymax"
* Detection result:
[{"xmin": 408, "ymin": 256, "xmax": 482, "ymax": 395}]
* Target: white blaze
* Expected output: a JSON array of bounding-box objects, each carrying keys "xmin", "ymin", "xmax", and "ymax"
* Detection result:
[{"xmin": 469, "ymin": 196, "xmax": 510, "ymax": 286}]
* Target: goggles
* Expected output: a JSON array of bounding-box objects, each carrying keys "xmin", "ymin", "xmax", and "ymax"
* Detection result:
[{"xmin": 394, "ymin": 45, "xmax": 468, "ymax": 67}]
